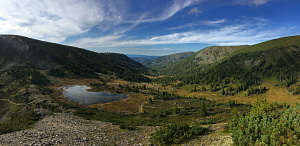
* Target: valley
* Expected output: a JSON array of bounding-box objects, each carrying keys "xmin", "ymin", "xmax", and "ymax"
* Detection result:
[{"xmin": 0, "ymin": 35, "xmax": 299, "ymax": 145}]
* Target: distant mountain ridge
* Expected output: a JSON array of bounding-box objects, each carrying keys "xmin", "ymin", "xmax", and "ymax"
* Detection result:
[
  {"xmin": 158, "ymin": 46, "xmax": 247, "ymax": 75},
  {"xmin": 0, "ymin": 35, "xmax": 150, "ymax": 81},
  {"xmin": 130, "ymin": 56, "xmax": 160, "ymax": 64},
  {"xmin": 144, "ymin": 52, "xmax": 195, "ymax": 71}
]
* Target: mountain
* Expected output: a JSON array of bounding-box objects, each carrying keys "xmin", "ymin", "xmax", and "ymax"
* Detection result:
[
  {"xmin": 130, "ymin": 56, "xmax": 160, "ymax": 64},
  {"xmin": 0, "ymin": 35, "xmax": 150, "ymax": 82},
  {"xmin": 126, "ymin": 54, "xmax": 149, "ymax": 57},
  {"xmin": 0, "ymin": 35, "xmax": 151, "ymax": 131},
  {"xmin": 177, "ymin": 35, "xmax": 300, "ymax": 95},
  {"xmin": 144, "ymin": 52, "xmax": 195, "ymax": 71},
  {"xmin": 158, "ymin": 46, "xmax": 247, "ymax": 75}
]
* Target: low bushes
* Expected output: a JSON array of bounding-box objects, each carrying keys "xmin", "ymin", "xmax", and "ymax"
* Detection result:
[
  {"xmin": 225, "ymin": 97, "xmax": 300, "ymax": 145},
  {"xmin": 151, "ymin": 123, "xmax": 207, "ymax": 145},
  {"xmin": 0, "ymin": 111, "xmax": 39, "ymax": 135}
]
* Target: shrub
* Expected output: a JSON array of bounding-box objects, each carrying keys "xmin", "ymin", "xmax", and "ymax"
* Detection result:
[
  {"xmin": 195, "ymin": 120, "xmax": 216, "ymax": 125},
  {"xmin": 198, "ymin": 101, "xmax": 207, "ymax": 117},
  {"xmin": 119, "ymin": 124, "xmax": 136, "ymax": 131},
  {"xmin": 225, "ymin": 97, "xmax": 300, "ymax": 145},
  {"xmin": 0, "ymin": 111, "xmax": 40, "ymax": 135},
  {"xmin": 151, "ymin": 123, "xmax": 207, "ymax": 145}
]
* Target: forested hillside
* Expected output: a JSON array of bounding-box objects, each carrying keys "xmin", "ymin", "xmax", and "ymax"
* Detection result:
[
  {"xmin": 157, "ymin": 46, "xmax": 247, "ymax": 75},
  {"xmin": 0, "ymin": 35, "xmax": 150, "ymax": 82},
  {"xmin": 130, "ymin": 56, "xmax": 160, "ymax": 63},
  {"xmin": 170, "ymin": 35, "xmax": 300, "ymax": 96},
  {"xmin": 144, "ymin": 52, "xmax": 194, "ymax": 71}
]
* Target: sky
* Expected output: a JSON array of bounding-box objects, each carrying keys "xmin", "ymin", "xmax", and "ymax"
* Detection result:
[{"xmin": 0, "ymin": 0, "xmax": 299, "ymax": 56}]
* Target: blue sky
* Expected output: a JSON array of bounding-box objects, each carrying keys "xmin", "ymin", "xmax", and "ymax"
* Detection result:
[{"xmin": 0, "ymin": 0, "xmax": 299, "ymax": 56}]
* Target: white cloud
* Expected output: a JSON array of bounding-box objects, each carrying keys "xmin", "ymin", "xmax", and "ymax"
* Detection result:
[
  {"xmin": 79, "ymin": 21, "xmax": 293, "ymax": 48},
  {"xmin": 188, "ymin": 8, "xmax": 203, "ymax": 16},
  {"xmin": 0, "ymin": 0, "xmax": 203, "ymax": 43},
  {"xmin": 127, "ymin": 0, "xmax": 202, "ymax": 23},
  {"xmin": 0, "ymin": 0, "xmax": 125, "ymax": 43},
  {"xmin": 167, "ymin": 22, "xmax": 201, "ymax": 30},
  {"xmin": 161, "ymin": 0, "xmax": 202, "ymax": 20},
  {"xmin": 69, "ymin": 35, "xmax": 123, "ymax": 48},
  {"xmin": 202, "ymin": 19, "xmax": 226, "ymax": 25},
  {"xmin": 132, "ymin": 24, "xmax": 286, "ymax": 46},
  {"xmin": 234, "ymin": 0, "xmax": 270, "ymax": 6}
]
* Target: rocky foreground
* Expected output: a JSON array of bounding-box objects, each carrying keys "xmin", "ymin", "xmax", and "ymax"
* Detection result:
[
  {"xmin": 0, "ymin": 113, "xmax": 156, "ymax": 145},
  {"xmin": 0, "ymin": 112, "xmax": 233, "ymax": 146}
]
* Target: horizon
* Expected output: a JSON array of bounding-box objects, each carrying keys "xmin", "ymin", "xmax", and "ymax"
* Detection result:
[
  {"xmin": 1, "ymin": 34, "xmax": 299, "ymax": 57},
  {"xmin": 0, "ymin": 0, "xmax": 299, "ymax": 56}
]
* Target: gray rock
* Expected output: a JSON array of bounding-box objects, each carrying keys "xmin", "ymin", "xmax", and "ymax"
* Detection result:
[{"xmin": 34, "ymin": 108, "xmax": 49, "ymax": 117}]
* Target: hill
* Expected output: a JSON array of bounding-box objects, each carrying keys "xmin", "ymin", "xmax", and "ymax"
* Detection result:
[
  {"xmin": 158, "ymin": 46, "xmax": 247, "ymax": 75},
  {"xmin": 144, "ymin": 52, "xmax": 195, "ymax": 71},
  {"xmin": 130, "ymin": 56, "xmax": 160, "ymax": 64},
  {"xmin": 0, "ymin": 35, "xmax": 150, "ymax": 82},
  {"xmin": 175, "ymin": 35, "xmax": 300, "ymax": 95},
  {"xmin": 0, "ymin": 35, "xmax": 151, "ymax": 134}
]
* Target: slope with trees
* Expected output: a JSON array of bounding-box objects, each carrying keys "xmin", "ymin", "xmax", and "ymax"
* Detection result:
[
  {"xmin": 0, "ymin": 35, "xmax": 150, "ymax": 82},
  {"xmin": 158, "ymin": 46, "xmax": 247, "ymax": 75},
  {"xmin": 144, "ymin": 52, "xmax": 195, "ymax": 71},
  {"xmin": 173, "ymin": 35, "xmax": 300, "ymax": 95}
]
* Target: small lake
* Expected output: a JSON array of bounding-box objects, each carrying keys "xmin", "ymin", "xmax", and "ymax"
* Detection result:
[{"xmin": 61, "ymin": 85, "xmax": 128, "ymax": 105}]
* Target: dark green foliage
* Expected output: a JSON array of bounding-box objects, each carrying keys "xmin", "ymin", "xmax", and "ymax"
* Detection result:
[
  {"xmin": 194, "ymin": 120, "xmax": 216, "ymax": 125},
  {"xmin": 48, "ymin": 67, "xmax": 66, "ymax": 77},
  {"xmin": 244, "ymin": 86, "xmax": 267, "ymax": 96},
  {"xmin": 119, "ymin": 124, "xmax": 136, "ymax": 131},
  {"xmin": 151, "ymin": 123, "xmax": 208, "ymax": 145},
  {"xmin": 31, "ymin": 70, "xmax": 50, "ymax": 86},
  {"xmin": 149, "ymin": 97, "xmax": 153, "ymax": 104},
  {"xmin": 7, "ymin": 67, "xmax": 50, "ymax": 86},
  {"xmin": 198, "ymin": 101, "xmax": 207, "ymax": 117},
  {"xmin": 153, "ymin": 91, "xmax": 189, "ymax": 100},
  {"xmin": 0, "ymin": 111, "xmax": 39, "ymax": 135},
  {"xmin": 227, "ymin": 99, "xmax": 237, "ymax": 107},
  {"xmin": 225, "ymin": 97, "xmax": 300, "ymax": 145}
]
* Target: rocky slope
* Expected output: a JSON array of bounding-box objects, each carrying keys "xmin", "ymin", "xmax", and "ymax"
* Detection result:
[
  {"xmin": 0, "ymin": 112, "xmax": 233, "ymax": 145},
  {"xmin": 0, "ymin": 113, "xmax": 157, "ymax": 145},
  {"xmin": 158, "ymin": 46, "xmax": 247, "ymax": 75}
]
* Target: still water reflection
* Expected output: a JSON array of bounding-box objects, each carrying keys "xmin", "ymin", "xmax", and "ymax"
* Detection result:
[{"xmin": 62, "ymin": 85, "xmax": 128, "ymax": 105}]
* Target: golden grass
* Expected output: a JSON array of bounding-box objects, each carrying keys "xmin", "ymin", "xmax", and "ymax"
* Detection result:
[
  {"xmin": 173, "ymin": 83, "xmax": 300, "ymax": 106},
  {"xmin": 87, "ymin": 93, "xmax": 148, "ymax": 113},
  {"xmin": 49, "ymin": 76, "xmax": 300, "ymax": 115}
]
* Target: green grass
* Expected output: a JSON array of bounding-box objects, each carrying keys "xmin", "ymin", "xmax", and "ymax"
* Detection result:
[
  {"xmin": 0, "ymin": 111, "xmax": 40, "ymax": 135},
  {"xmin": 72, "ymin": 96, "xmax": 249, "ymax": 128}
]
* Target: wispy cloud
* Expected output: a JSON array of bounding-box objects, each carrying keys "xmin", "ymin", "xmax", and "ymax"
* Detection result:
[
  {"xmin": 126, "ymin": 0, "xmax": 202, "ymax": 23},
  {"xmin": 70, "ymin": 35, "xmax": 123, "ymax": 48},
  {"xmin": 187, "ymin": 8, "xmax": 203, "ymax": 16},
  {"xmin": 0, "ymin": 0, "xmax": 203, "ymax": 43},
  {"xmin": 72, "ymin": 19, "xmax": 295, "ymax": 49},
  {"xmin": 234, "ymin": 0, "xmax": 270, "ymax": 6},
  {"xmin": 130, "ymin": 25, "xmax": 292, "ymax": 46},
  {"xmin": 202, "ymin": 19, "xmax": 226, "ymax": 25},
  {"xmin": 0, "ymin": 0, "xmax": 126, "ymax": 43},
  {"xmin": 167, "ymin": 22, "xmax": 201, "ymax": 30}
]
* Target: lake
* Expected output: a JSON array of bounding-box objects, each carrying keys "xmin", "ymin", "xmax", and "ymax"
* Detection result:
[{"xmin": 61, "ymin": 85, "xmax": 128, "ymax": 105}]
